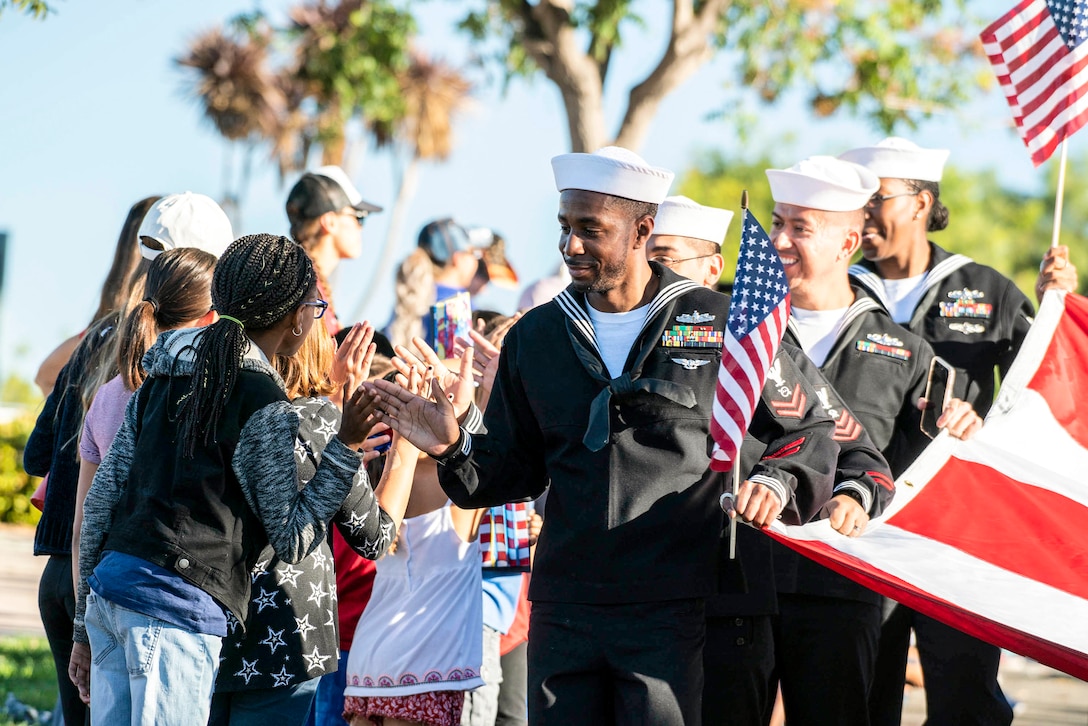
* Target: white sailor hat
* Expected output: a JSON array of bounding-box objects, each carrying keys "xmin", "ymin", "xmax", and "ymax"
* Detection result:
[
  {"xmin": 652, "ymin": 195, "xmax": 734, "ymax": 245},
  {"xmin": 551, "ymin": 146, "xmax": 674, "ymax": 204},
  {"xmin": 838, "ymin": 137, "xmax": 949, "ymax": 182},
  {"xmin": 765, "ymin": 156, "xmax": 879, "ymax": 212}
]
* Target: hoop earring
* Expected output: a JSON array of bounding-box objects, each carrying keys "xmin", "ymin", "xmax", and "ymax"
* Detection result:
[{"xmin": 292, "ymin": 324, "xmax": 303, "ymax": 337}]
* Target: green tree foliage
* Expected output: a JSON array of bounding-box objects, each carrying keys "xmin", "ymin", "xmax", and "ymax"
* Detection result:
[
  {"xmin": 457, "ymin": 0, "xmax": 983, "ymax": 152},
  {"xmin": 0, "ymin": 0, "xmax": 53, "ymax": 19},
  {"xmin": 0, "ymin": 412, "xmax": 40, "ymax": 526},
  {"xmin": 677, "ymin": 147, "xmax": 1088, "ymax": 300},
  {"xmin": 177, "ymin": 0, "xmax": 417, "ymax": 176}
]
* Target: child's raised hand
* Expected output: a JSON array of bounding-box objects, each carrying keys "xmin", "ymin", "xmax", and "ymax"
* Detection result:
[{"xmin": 338, "ymin": 383, "xmax": 383, "ymax": 451}]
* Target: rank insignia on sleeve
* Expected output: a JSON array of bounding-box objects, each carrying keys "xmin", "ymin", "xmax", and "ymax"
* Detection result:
[
  {"xmin": 770, "ymin": 384, "xmax": 806, "ymax": 418},
  {"xmin": 670, "ymin": 357, "xmax": 710, "ymax": 370},
  {"xmin": 866, "ymin": 332, "xmax": 904, "ymax": 347},
  {"xmin": 939, "ymin": 301, "xmax": 992, "ymax": 319},
  {"xmin": 832, "ymin": 409, "xmax": 862, "ymax": 442},
  {"xmin": 855, "ymin": 339, "xmax": 912, "ymax": 360},
  {"xmin": 948, "ymin": 321, "xmax": 986, "ymax": 335},
  {"xmin": 661, "ymin": 325, "xmax": 724, "ymax": 348},
  {"xmin": 676, "ymin": 310, "xmax": 715, "ymax": 324}
]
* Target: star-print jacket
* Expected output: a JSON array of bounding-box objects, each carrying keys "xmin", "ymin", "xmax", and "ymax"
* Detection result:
[
  {"xmin": 437, "ymin": 263, "xmax": 841, "ymax": 606},
  {"xmin": 850, "ymin": 242, "xmax": 1034, "ymax": 417},
  {"xmin": 74, "ymin": 330, "xmax": 372, "ymax": 645},
  {"xmin": 217, "ymin": 397, "xmax": 397, "ymax": 692}
]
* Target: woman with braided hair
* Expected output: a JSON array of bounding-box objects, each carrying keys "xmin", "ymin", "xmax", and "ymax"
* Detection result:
[{"xmin": 69, "ymin": 233, "xmax": 392, "ymax": 726}]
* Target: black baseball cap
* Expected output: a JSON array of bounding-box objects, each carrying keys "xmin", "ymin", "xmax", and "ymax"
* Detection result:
[{"xmin": 285, "ymin": 165, "xmax": 382, "ymax": 224}]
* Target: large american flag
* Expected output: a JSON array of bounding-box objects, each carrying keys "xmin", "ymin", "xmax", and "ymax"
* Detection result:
[
  {"xmin": 767, "ymin": 291, "xmax": 1088, "ymax": 679},
  {"xmin": 709, "ymin": 208, "xmax": 790, "ymax": 472},
  {"xmin": 982, "ymin": 0, "xmax": 1088, "ymax": 166}
]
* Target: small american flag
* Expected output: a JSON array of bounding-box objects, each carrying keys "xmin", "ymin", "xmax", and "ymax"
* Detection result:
[
  {"xmin": 982, "ymin": 0, "xmax": 1088, "ymax": 166},
  {"xmin": 709, "ymin": 208, "xmax": 791, "ymax": 472}
]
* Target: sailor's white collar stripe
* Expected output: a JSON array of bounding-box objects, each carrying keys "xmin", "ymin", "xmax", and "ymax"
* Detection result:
[
  {"xmin": 786, "ymin": 296, "xmax": 881, "ymax": 342},
  {"xmin": 638, "ymin": 279, "xmax": 701, "ymax": 336},
  {"xmin": 849, "ymin": 254, "xmax": 973, "ymax": 310},
  {"xmin": 555, "ymin": 278, "xmax": 701, "ymax": 353},
  {"xmin": 848, "ymin": 265, "xmax": 892, "ymax": 310},
  {"xmin": 555, "ymin": 291, "xmax": 601, "ymax": 355}
]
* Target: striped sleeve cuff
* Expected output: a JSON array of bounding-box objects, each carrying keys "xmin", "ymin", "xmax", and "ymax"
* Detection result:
[
  {"xmin": 834, "ymin": 480, "xmax": 874, "ymax": 514},
  {"xmin": 749, "ymin": 474, "xmax": 788, "ymax": 514},
  {"xmin": 462, "ymin": 403, "xmax": 484, "ymax": 435},
  {"xmin": 436, "ymin": 428, "xmax": 472, "ymax": 465}
]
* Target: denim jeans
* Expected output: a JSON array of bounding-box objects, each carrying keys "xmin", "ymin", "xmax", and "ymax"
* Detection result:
[{"xmin": 85, "ymin": 591, "xmax": 222, "ymax": 726}]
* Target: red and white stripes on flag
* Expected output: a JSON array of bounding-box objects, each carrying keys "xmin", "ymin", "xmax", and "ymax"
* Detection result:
[
  {"xmin": 766, "ymin": 291, "xmax": 1088, "ymax": 679},
  {"xmin": 981, "ymin": 0, "xmax": 1088, "ymax": 166},
  {"xmin": 710, "ymin": 209, "xmax": 790, "ymax": 472}
]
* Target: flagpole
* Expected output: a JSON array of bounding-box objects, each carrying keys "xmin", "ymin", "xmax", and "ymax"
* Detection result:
[
  {"xmin": 729, "ymin": 190, "xmax": 751, "ymax": 561},
  {"xmin": 1051, "ymin": 139, "xmax": 1069, "ymax": 249}
]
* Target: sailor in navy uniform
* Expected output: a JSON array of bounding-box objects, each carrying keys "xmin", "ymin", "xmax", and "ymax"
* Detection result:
[
  {"xmin": 650, "ymin": 194, "xmax": 897, "ymax": 725},
  {"xmin": 840, "ymin": 137, "xmax": 1076, "ymax": 726},
  {"xmin": 367, "ymin": 148, "xmax": 848, "ymax": 726}
]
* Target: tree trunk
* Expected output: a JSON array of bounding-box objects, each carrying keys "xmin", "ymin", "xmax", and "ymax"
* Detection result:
[{"xmin": 348, "ymin": 152, "xmax": 420, "ymax": 324}]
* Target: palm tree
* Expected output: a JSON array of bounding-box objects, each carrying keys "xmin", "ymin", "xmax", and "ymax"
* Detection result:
[
  {"xmin": 176, "ymin": 22, "xmax": 284, "ymax": 224},
  {"xmin": 349, "ymin": 50, "xmax": 473, "ymax": 322}
]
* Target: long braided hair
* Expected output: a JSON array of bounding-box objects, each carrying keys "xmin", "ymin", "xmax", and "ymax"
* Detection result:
[{"xmin": 176, "ymin": 233, "xmax": 315, "ymax": 456}]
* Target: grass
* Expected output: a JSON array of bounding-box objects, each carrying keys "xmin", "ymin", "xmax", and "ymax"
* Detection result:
[{"xmin": 0, "ymin": 635, "xmax": 56, "ymax": 725}]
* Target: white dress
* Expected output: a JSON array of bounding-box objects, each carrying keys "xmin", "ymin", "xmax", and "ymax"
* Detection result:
[{"xmin": 344, "ymin": 503, "xmax": 484, "ymax": 697}]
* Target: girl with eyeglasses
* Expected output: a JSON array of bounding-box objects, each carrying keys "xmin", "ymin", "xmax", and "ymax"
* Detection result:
[{"xmin": 69, "ymin": 234, "xmax": 393, "ymax": 726}]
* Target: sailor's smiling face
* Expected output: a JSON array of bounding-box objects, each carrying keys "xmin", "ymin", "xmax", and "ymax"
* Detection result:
[
  {"xmin": 770, "ymin": 202, "xmax": 860, "ymax": 303},
  {"xmin": 558, "ymin": 189, "xmax": 647, "ymax": 295}
]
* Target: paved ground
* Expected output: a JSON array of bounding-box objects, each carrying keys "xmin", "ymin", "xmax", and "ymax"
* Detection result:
[{"xmin": 2, "ymin": 523, "xmax": 1086, "ymax": 723}]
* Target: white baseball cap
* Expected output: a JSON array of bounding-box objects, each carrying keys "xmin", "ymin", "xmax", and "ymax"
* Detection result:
[
  {"xmin": 766, "ymin": 156, "xmax": 880, "ymax": 212},
  {"xmin": 551, "ymin": 146, "xmax": 674, "ymax": 204},
  {"xmin": 138, "ymin": 192, "xmax": 234, "ymax": 260}
]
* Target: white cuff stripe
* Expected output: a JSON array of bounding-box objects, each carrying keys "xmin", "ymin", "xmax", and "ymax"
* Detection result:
[
  {"xmin": 463, "ymin": 404, "xmax": 484, "ymax": 434},
  {"xmin": 749, "ymin": 474, "xmax": 788, "ymax": 513},
  {"xmin": 834, "ymin": 480, "xmax": 874, "ymax": 514}
]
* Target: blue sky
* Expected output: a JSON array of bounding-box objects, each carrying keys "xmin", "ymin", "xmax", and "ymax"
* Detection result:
[{"xmin": 0, "ymin": 0, "xmax": 1049, "ymax": 383}]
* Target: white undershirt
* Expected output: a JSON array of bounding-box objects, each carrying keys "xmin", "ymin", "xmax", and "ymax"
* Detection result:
[
  {"xmin": 790, "ymin": 306, "xmax": 850, "ymax": 367},
  {"xmin": 587, "ymin": 304, "xmax": 651, "ymax": 379},
  {"xmin": 882, "ymin": 273, "xmax": 927, "ymax": 324}
]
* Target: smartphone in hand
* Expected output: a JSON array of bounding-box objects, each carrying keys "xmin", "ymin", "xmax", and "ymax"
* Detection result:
[{"xmin": 920, "ymin": 356, "xmax": 956, "ymax": 439}]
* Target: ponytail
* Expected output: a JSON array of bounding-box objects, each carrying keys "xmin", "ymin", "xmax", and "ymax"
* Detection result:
[{"xmin": 116, "ymin": 248, "xmax": 216, "ymax": 391}]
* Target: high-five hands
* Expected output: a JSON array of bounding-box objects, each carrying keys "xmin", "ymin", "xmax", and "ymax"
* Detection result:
[
  {"xmin": 330, "ymin": 322, "xmax": 378, "ymax": 387},
  {"xmin": 364, "ymin": 349, "xmax": 476, "ymax": 457},
  {"xmin": 390, "ymin": 337, "xmax": 476, "ymax": 418}
]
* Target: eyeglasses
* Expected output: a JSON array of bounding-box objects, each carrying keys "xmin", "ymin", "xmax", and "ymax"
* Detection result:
[
  {"xmin": 649, "ymin": 253, "xmax": 716, "ymax": 267},
  {"xmin": 301, "ymin": 299, "xmax": 329, "ymax": 319},
  {"xmin": 866, "ymin": 192, "xmax": 917, "ymax": 208},
  {"xmin": 339, "ymin": 210, "xmax": 368, "ymax": 225}
]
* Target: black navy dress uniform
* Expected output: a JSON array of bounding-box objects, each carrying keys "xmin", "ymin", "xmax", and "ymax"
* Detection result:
[
  {"xmin": 434, "ymin": 263, "xmax": 843, "ymax": 726},
  {"xmin": 852, "ymin": 243, "xmax": 1031, "ymax": 726},
  {"xmin": 770, "ymin": 293, "xmax": 931, "ymax": 726},
  {"xmin": 703, "ymin": 339, "xmax": 895, "ymax": 726}
]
